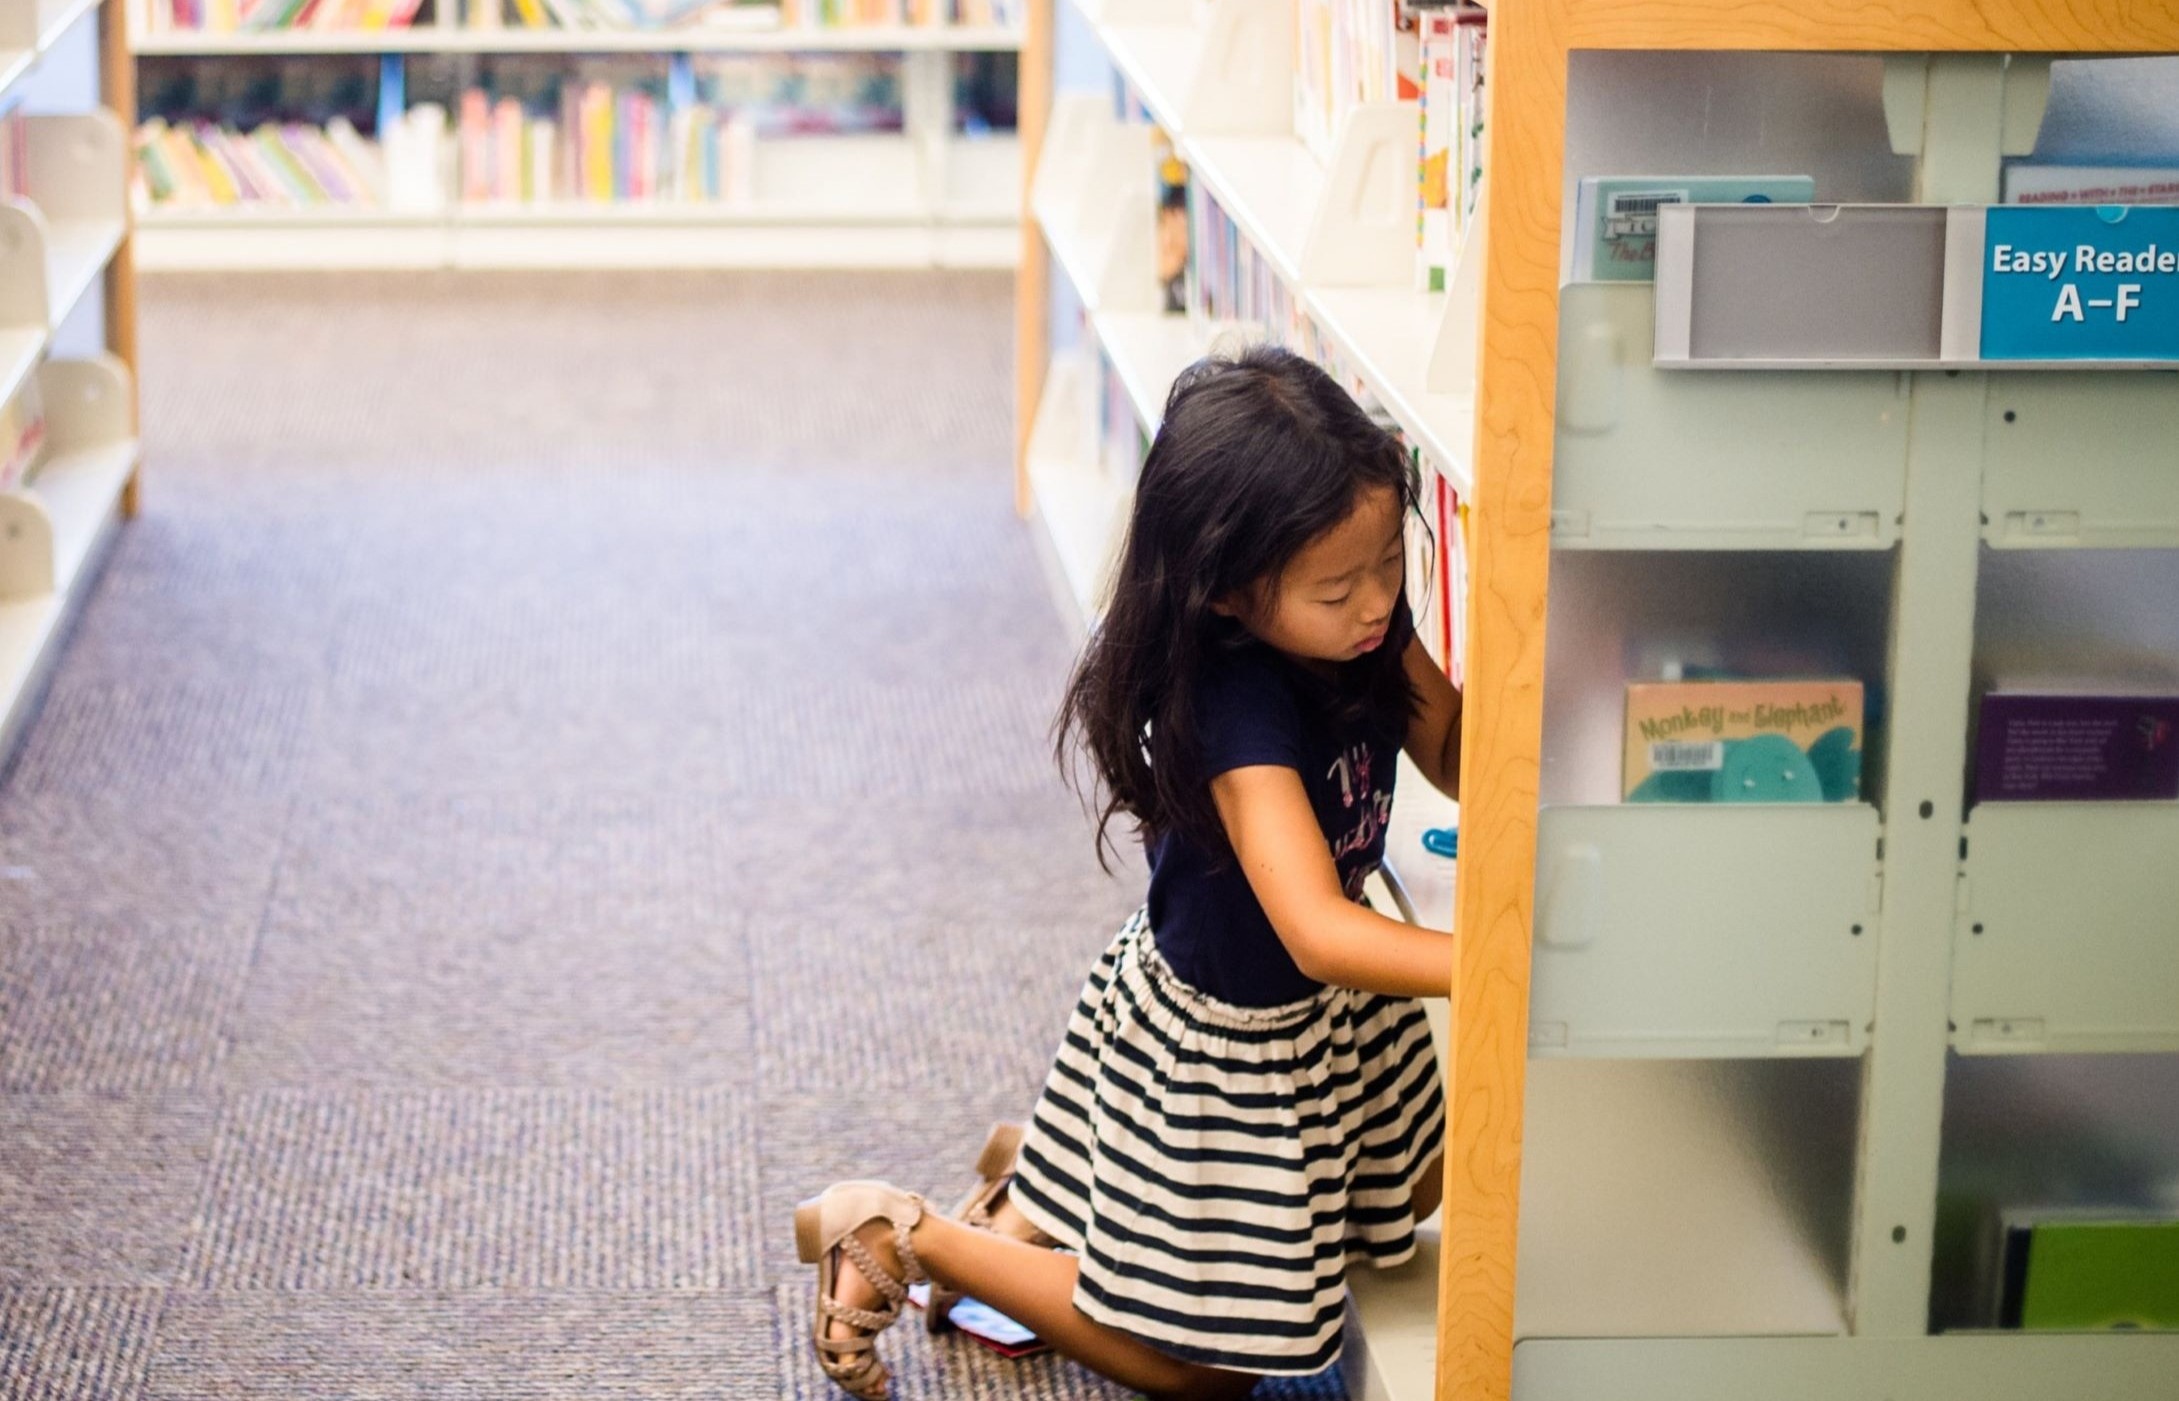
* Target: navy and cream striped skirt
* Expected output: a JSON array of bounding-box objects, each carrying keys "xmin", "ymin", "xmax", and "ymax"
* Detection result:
[{"xmin": 1008, "ymin": 906, "xmax": 1448, "ymax": 1376}]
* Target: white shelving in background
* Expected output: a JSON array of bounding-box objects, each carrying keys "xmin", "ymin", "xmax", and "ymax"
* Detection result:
[
  {"xmin": 0, "ymin": 0, "xmax": 140, "ymax": 761},
  {"xmin": 127, "ymin": 12, "xmax": 1026, "ymax": 269},
  {"xmin": 1025, "ymin": 0, "xmax": 1475, "ymax": 632},
  {"xmin": 130, "ymin": 23, "xmax": 1023, "ymax": 55}
]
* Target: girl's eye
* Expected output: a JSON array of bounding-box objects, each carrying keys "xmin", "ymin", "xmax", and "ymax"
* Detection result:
[{"xmin": 1320, "ymin": 594, "xmax": 1352, "ymax": 608}]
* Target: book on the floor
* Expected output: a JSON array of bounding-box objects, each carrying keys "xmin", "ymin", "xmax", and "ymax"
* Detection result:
[{"xmin": 908, "ymin": 1283, "xmax": 1051, "ymax": 1359}]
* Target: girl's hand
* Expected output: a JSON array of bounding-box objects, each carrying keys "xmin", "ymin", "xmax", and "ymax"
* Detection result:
[
  {"xmin": 1211, "ymin": 765, "xmax": 1455, "ymax": 1000},
  {"xmin": 1400, "ymin": 634, "xmax": 1463, "ymax": 800}
]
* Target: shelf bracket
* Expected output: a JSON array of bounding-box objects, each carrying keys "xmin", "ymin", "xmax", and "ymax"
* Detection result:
[{"xmin": 1882, "ymin": 52, "xmax": 2052, "ymax": 160}]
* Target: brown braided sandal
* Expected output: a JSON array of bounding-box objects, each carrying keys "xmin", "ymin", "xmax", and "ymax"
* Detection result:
[
  {"xmin": 925, "ymin": 1122, "xmax": 1055, "ymax": 1334},
  {"xmin": 794, "ymin": 1181, "xmax": 929, "ymax": 1400}
]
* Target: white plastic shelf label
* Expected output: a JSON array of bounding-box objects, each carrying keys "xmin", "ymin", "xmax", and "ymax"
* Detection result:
[{"xmin": 1654, "ymin": 202, "xmax": 2179, "ymax": 370}]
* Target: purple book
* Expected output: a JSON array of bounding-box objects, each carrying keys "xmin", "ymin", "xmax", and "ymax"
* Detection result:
[{"xmin": 1976, "ymin": 694, "xmax": 2179, "ymax": 802}]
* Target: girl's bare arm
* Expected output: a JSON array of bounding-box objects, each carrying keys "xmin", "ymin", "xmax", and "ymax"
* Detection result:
[
  {"xmin": 1399, "ymin": 634, "xmax": 1463, "ymax": 799},
  {"xmin": 1210, "ymin": 765, "xmax": 1454, "ymax": 999}
]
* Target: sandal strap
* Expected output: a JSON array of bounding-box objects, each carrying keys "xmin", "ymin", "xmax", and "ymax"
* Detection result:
[
  {"xmin": 819, "ymin": 1295, "xmax": 897, "ymax": 1333},
  {"xmin": 893, "ymin": 1219, "xmax": 929, "ymax": 1288},
  {"xmin": 838, "ymin": 1231, "xmax": 910, "ymax": 1307},
  {"xmin": 814, "ymin": 1339, "xmax": 887, "ymax": 1395}
]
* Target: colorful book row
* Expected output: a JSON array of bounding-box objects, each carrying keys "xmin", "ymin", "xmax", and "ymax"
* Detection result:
[
  {"xmin": 1294, "ymin": 0, "xmax": 1413, "ymax": 165},
  {"xmin": 142, "ymin": 0, "xmax": 1019, "ymax": 31},
  {"xmin": 1415, "ymin": 4, "xmax": 1485, "ymax": 292},
  {"xmin": 0, "ymin": 375, "xmax": 46, "ymax": 495},
  {"xmin": 146, "ymin": 0, "xmax": 429, "ymax": 33},
  {"xmin": 135, "ymin": 115, "xmax": 390, "ymax": 205},
  {"xmin": 456, "ymin": 84, "xmax": 756, "ymax": 202}
]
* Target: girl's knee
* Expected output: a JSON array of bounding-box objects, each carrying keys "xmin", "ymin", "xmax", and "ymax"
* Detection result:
[
  {"xmin": 1409, "ymin": 1152, "xmax": 1446, "ymax": 1222},
  {"xmin": 1146, "ymin": 1364, "xmax": 1258, "ymax": 1401}
]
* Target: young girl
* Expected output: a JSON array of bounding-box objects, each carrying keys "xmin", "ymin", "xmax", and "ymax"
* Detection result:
[{"xmin": 795, "ymin": 345, "xmax": 1461, "ymax": 1400}]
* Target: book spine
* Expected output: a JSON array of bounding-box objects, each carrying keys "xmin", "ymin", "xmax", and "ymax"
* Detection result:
[
  {"xmin": 283, "ymin": 125, "xmax": 350, "ymax": 202},
  {"xmin": 494, "ymin": 98, "xmax": 523, "ymax": 202},
  {"xmin": 458, "ymin": 89, "xmax": 489, "ymax": 202},
  {"xmin": 325, "ymin": 116, "xmax": 387, "ymax": 205}
]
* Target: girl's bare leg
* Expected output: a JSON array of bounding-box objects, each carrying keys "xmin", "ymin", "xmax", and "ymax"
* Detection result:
[
  {"xmin": 905, "ymin": 1214, "xmax": 1257, "ymax": 1401},
  {"xmin": 1410, "ymin": 1154, "xmax": 1445, "ymax": 1223},
  {"xmin": 818, "ymin": 1209, "xmax": 1252, "ymax": 1401}
]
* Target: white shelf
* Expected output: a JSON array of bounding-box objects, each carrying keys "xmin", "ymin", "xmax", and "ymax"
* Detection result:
[
  {"xmin": 1512, "ymin": 1336, "xmax": 2179, "ymax": 1401},
  {"xmin": 137, "ymin": 210, "xmax": 1010, "ymax": 269},
  {"xmin": 32, "ymin": 441, "xmax": 135, "ymax": 599},
  {"xmin": 1349, "ymin": 1058, "xmax": 1856, "ymax": 1401},
  {"xmin": 130, "ymin": 23, "xmax": 1023, "ymax": 55},
  {"xmin": 1030, "ymin": 94, "xmax": 1155, "ymax": 315},
  {"xmin": 1098, "ymin": 19, "xmax": 1201, "ymax": 136},
  {"xmin": 0, "ymin": 328, "xmax": 41, "ymax": 418},
  {"xmin": 453, "ymin": 199, "xmax": 927, "ymax": 226},
  {"xmin": 1529, "ymin": 803, "xmax": 1882, "ymax": 1059},
  {"xmin": 1981, "ymin": 371, "xmax": 2179, "ymax": 549},
  {"xmin": 135, "ymin": 130, "xmax": 1019, "ymax": 269},
  {"xmin": 1024, "ymin": 352, "xmax": 1126, "ymax": 630},
  {"xmin": 37, "ymin": 0, "xmax": 100, "ymax": 51},
  {"xmin": 45, "ymin": 218, "xmax": 122, "ymax": 322},
  {"xmin": 1308, "ymin": 286, "xmax": 1476, "ymax": 495},
  {"xmin": 0, "ymin": 356, "xmax": 140, "ymax": 761},
  {"xmin": 1092, "ymin": 309, "xmax": 1203, "ymax": 431},
  {"xmin": 1953, "ymin": 802, "xmax": 2179, "ymax": 1054},
  {"xmin": 139, "ymin": 204, "xmax": 443, "ymax": 226},
  {"xmin": 1186, "ymin": 133, "xmax": 1322, "ymax": 287},
  {"xmin": 1548, "ymin": 283, "xmax": 1909, "ymax": 551}
]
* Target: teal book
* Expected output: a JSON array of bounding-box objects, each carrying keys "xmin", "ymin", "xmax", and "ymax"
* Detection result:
[{"xmin": 1571, "ymin": 174, "xmax": 1815, "ymax": 282}]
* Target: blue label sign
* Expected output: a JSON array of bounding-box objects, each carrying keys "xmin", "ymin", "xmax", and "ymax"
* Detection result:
[{"xmin": 1982, "ymin": 206, "xmax": 2179, "ymax": 362}]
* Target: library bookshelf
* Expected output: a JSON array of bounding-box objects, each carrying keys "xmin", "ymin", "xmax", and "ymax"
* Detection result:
[
  {"xmin": 1015, "ymin": 2, "xmax": 2179, "ymax": 1400},
  {"xmin": 124, "ymin": 6, "xmax": 1026, "ymax": 269},
  {"xmin": 0, "ymin": 0, "xmax": 142, "ymax": 763}
]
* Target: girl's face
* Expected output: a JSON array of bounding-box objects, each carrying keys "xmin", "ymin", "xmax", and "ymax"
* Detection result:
[{"xmin": 1218, "ymin": 483, "xmax": 1405, "ymax": 666}]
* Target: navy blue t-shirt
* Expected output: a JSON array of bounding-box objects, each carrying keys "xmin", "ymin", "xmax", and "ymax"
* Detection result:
[{"xmin": 1145, "ymin": 643, "xmax": 1403, "ymax": 1007}]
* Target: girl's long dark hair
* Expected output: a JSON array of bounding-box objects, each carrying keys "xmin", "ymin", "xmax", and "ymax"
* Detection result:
[{"xmin": 1055, "ymin": 344, "xmax": 1424, "ymax": 869}]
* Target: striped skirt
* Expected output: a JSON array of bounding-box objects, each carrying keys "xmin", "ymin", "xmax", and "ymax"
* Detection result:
[{"xmin": 1008, "ymin": 907, "xmax": 1447, "ymax": 1376}]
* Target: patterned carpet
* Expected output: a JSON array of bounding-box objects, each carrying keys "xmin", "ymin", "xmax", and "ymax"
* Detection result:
[{"xmin": 0, "ymin": 272, "xmax": 1345, "ymax": 1399}]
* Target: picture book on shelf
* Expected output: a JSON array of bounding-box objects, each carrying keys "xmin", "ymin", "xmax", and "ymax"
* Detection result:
[
  {"xmin": 1403, "ymin": 447, "xmax": 1466, "ymax": 684},
  {"xmin": 0, "ymin": 377, "xmax": 46, "ymax": 494},
  {"xmin": 2002, "ymin": 164, "xmax": 2179, "ymax": 206},
  {"xmin": 1152, "ymin": 124, "xmax": 1189, "ymax": 315},
  {"xmin": 1623, "ymin": 679, "xmax": 1863, "ymax": 803},
  {"xmin": 1295, "ymin": 0, "xmax": 1419, "ymax": 165},
  {"xmin": 1974, "ymin": 692, "xmax": 2179, "ymax": 802},
  {"xmin": 1991, "ymin": 1212, "xmax": 2179, "ymax": 1330},
  {"xmin": 1415, "ymin": 5, "xmax": 1485, "ymax": 292},
  {"xmin": 1570, "ymin": 174, "xmax": 1814, "ymax": 283}
]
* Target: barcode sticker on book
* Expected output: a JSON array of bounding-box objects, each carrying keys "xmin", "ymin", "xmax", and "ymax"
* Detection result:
[{"xmin": 1650, "ymin": 740, "xmax": 1724, "ymax": 771}]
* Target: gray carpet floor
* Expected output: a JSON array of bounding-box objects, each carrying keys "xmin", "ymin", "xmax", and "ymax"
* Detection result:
[{"xmin": 0, "ymin": 272, "xmax": 1345, "ymax": 1399}]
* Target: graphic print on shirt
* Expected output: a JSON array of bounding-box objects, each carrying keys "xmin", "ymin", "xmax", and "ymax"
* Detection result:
[{"xmin": 1327, "ymin": 741, "xmax": 1395, "ymax": 895}]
